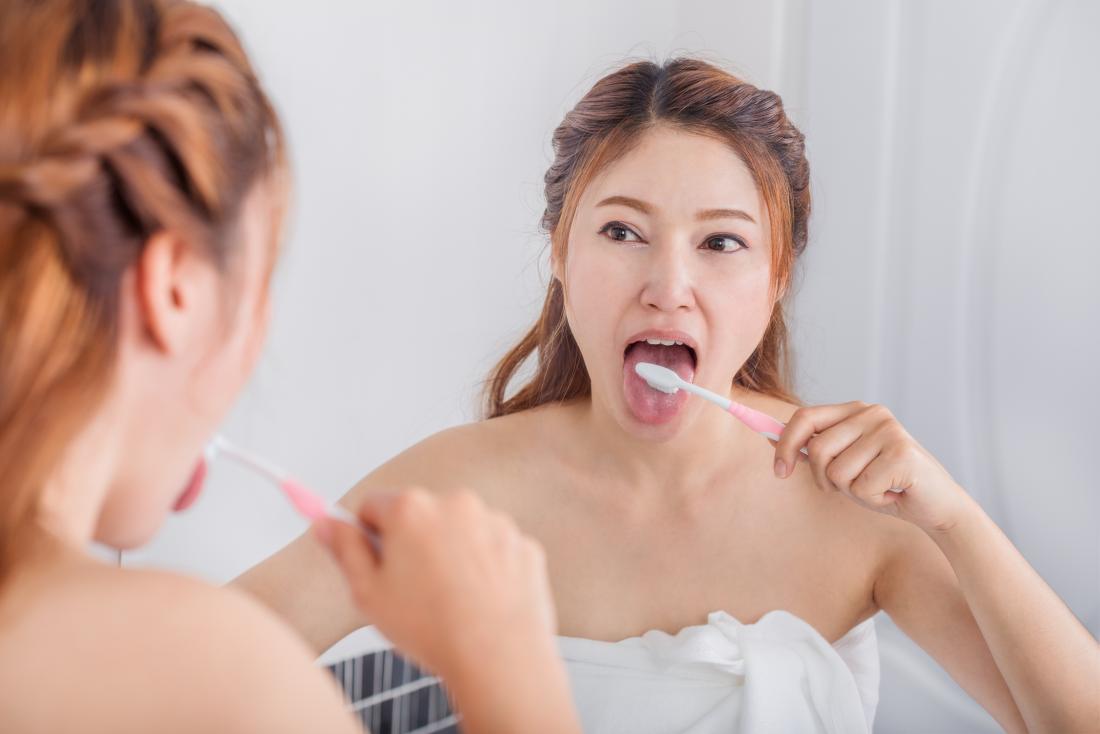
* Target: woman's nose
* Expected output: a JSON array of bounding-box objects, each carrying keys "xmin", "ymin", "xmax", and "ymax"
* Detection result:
[{"xmin": 640, "ymin": 243, "xmax": 697, "ymax": 313}]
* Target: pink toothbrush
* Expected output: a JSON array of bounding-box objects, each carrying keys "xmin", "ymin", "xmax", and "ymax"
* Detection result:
[
  {"xmin": 207, "ymin": 436, "xmax": 382, "ymax": 554},
  {"xmin": 635, "ymin": 363, "xmax": 907, "ymax": 493},
  {"xmin": 634, "ymin": 362, "xmax": 810, "ymax": 457}
]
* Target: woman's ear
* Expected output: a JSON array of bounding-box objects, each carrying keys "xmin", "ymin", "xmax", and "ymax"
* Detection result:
[{"xmin": 133, "ymin": 230, "xmax": 216, "ymax": 355}]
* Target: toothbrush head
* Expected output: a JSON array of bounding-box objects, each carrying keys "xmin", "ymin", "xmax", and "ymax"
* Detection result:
[
  {"xmin": 204, "ymin": 437, "xmax": 223, "ymax": 462},
  {"xmin": 634, "ymin": 362, "xmax": 683, "ymax": 394}
]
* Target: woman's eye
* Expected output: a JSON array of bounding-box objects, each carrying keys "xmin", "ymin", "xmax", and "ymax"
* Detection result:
[
  {"xmin": 703, "ymin": 234, "xmax": 747, "ymax": 253},
  {"xmin": 599, "ymin": 222, "xmax": 642, "ymax": 243}
]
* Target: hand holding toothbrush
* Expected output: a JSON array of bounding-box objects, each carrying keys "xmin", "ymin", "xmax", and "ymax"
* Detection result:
[
  {"xmin": 635, "ymin": 362, "xmax": 974, "ymax": 533},
  {"xmin": 314, "ymin": 488, "xmax": 581, "ymax": 734},
  {"xmin": 206, "ymin": 437, "xmax": 579, "ymax": 731},
  {"xmin": 771, "ymin": 401, "xmax": 975, "ymax": 533}
]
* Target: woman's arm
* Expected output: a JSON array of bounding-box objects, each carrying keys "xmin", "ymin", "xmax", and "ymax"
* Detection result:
[
  {"xmin": 876, "ymin": 500, "xmax": 1100, "ymax": 733},
  {"xmin": 874, "ymin": 517, "xmax": 1028, "ymax": 732},
  {"xmin": 232, "ymin": 530, "xmax": 365, "ymax": 653},
  {"xmin": 773, "ymin": 402, "xmax": 1100, "ymax": 733},
  {"xmin": 924, "ymin": 498, "xmax": 1098, "ymax": 732}
]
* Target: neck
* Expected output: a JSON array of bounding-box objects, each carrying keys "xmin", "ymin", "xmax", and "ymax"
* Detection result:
[
  {"xmin": 576, "ymin": 387, "xmax": 758, "ymax": 500},
  {"xmin": 36, "ymin": 408, "xmax": 119, "ymax": 552}
]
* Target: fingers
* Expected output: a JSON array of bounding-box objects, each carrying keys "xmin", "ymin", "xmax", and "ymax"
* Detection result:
[
  {"xmin": 355, "ymin": 487, "xmax": 428, "ymax": 537},
  {"xmin": 804, "ymin": 417, "xmax": 868, "ymax": 490},
  {"xmin": 821, "ymin": 431, "xmax": 882, "ymax": 496},
  {"xmin": 773, "ymin": 401, "xmax": 869, "ymax": 479},
  {"xmin": 766, "ymin": 437, "xmax": 807, "ymax": 463},
  {"xmin": 849, "ymin": 449, "xmax": 909, "ymax": 511},
  {"xmin": 774, "ymin": 403, "xmax": 903, "ymax": 493},
  {"xmin": 311, "ymin": 480, "xmax": 564, "ymax": 692},
  {"xmin": 772, "ymin": 402, "xmax": 910, "ymax": 512}
]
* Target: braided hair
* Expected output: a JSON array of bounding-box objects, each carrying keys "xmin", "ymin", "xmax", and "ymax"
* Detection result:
[{"xmin": 0, "ymin": 0, "xmax": 284, "ymax": 584}]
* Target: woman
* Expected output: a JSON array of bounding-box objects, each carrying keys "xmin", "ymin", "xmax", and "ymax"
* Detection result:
[
  {"xmin": 240, "ymin": 59, "xmax": 1100, "ymax": 732},
  {"xmin": 0, "ymin": 2, "xmax": 578, "ymax": 732}
]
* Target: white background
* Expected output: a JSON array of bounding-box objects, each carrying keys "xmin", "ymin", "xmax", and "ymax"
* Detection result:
[{"xmin": 124, "ymin": 1, "xmax": 1099, "ymax": 731}]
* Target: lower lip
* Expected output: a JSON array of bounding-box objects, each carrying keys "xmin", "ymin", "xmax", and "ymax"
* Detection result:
[
  {"xmin": 173, "ymin": 458, "xmax": 208, "ymax": 512},
  {"xmin": 622, "ymin": 346, "xmax": 693, "ymax": 425}
]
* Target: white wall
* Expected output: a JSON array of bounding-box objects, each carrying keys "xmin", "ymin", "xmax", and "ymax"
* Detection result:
[
  {"xmin": 796, "ymin": 0, "xmax": 1099, "ymax": 730},
  {"xmin": 124, "ymin": 1, "xmax": 1098, "ymax": 731}
]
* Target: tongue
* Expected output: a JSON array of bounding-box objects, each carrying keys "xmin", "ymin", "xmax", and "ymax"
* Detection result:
[
  {"xmin": 622, "ymin": 343, "xmax": 695, "ymax": 425},
  {"xmin": 173, "ymin": 458, "xmax": 208, "ymax": 513}
]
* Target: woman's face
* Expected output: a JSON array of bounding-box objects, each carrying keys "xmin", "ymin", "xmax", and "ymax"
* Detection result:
[
  {"xmin": 561, "ymin": 126, "xmax": 776, "ymax": 441},
  {"xmin": 94, "ymin": 181, "xmax": 281, "ymax": 548}
]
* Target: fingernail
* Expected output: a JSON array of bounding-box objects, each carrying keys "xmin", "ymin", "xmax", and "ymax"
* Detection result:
[{"xmin": 774, "ymin": 459, "xmax": 787, "ymax": 478}]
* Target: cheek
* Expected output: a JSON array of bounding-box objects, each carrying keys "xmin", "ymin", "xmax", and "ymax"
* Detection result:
[
  {"xmin": 730, "ymin": 275, "xmax": 773, "ymax": 323},
  {"xmin": 562, "ymin": 244, "xmax": 631, "ymax": 351},
  {"xmin": 706, "ymin": 264, "xmax": 775, "ymax": 354},
  {"xmin": 190, "ymin": 279, "xmax": 266, "ymax": 420}
]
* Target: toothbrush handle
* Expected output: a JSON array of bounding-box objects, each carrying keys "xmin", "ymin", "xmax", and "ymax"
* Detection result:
[{"xmin": 727, "ymin": 402, "xmax": 811, "ymax": 457}]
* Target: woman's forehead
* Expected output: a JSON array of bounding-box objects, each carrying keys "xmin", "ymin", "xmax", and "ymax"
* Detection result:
[{"xmin": 579, "ymin": 127, "xmax": 762, "ymax": 221}]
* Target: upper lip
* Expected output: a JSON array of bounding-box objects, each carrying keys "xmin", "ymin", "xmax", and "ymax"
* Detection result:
[{"xmin": 623, "ymin": 328, "xmax": 701, "ymax": 363}]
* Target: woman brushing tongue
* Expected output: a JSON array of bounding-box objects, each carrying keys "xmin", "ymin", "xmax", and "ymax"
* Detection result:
[{"xmin": 240, "ymin": 58, "xmax": 1098, "ymax": 734}]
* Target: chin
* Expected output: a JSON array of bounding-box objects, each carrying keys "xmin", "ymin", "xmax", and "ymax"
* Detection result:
[
  {"xmin": 93, "ymin": 491, "xmax": 169, "ymax": 552},
  {"xmin": 93, "ymin": 521, "xmax": 163, "ymax": 552}
]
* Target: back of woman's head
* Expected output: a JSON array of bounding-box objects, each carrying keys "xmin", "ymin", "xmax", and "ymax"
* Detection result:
[
  {"xmin": 0, "ymin": 0, "xmax": 283, "ymax": 583},
  {"xmin": 486, "ymin": 58, "xmax": 810, "ymax": 418}
]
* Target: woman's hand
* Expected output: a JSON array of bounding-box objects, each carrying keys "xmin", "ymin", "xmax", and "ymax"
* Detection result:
[
  {"xmin": 771, "ymin": 401, "xmax": 975, "ymax": 533},
  {"xmin": 313, "ymin": 487, "xmax": 580, "ymax": 733},
  {"xmin": 314, "ymin": 487, "xmax": 555, "ymax": 678}
]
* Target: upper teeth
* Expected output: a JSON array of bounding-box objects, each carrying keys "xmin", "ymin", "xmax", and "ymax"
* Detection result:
[{"xmin": 645, "ymin": 338, "xmax": 684, "ymax": 346}]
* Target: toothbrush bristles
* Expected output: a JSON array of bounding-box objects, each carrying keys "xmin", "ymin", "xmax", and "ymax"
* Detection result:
[{"xmin": 634, "ymin": 362, "xmax": 682, "ymax": 394}]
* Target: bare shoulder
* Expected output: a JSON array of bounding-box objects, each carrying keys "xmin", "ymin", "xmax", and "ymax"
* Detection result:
[
  {"xmin": 738, "ymin": 390, "xmax": 918, "ymax": 590},
  {"xmin": 1, "ymin": 563, "xmax": 357, "ymax": 734},
  {"xmin": 344, "ymin": 402, "xmax": 567, "ymax": 507}
]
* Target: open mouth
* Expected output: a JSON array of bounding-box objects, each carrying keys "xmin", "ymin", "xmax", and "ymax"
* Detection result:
[{"xmin": 621, "ymin": 334, "xmax": 698, "ymax": 425}]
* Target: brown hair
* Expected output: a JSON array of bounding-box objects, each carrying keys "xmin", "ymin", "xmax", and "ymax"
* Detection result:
[
  {"xmin": 0, "ymin": 0, "xmax": 284, "ymax": 585},
  {"xmin": 485, "ymin": 58, "xmax": 810, "ymax": 418}
]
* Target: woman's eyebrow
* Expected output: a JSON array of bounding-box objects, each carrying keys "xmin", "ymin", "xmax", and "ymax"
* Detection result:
[
  {"xmin": 697, "ymin": 208, "xmax": 756, "ymax": 224},
  {"xmin": 596, "ymin": 195, "xmax": 756, "ymax": 225},
  {"xmin": 596, "ymin": 195, "xmax": 653, "ymax": 214}
]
